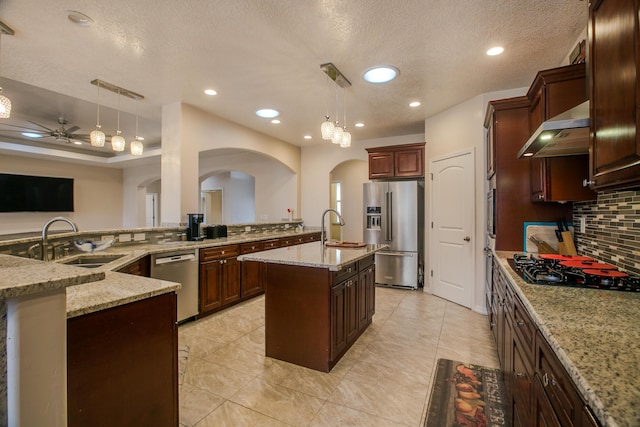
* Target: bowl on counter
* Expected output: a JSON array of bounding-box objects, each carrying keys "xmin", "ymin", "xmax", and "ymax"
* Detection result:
[{"xmin": 74, "ymin": 239, "xmax": 115, "ymax": 253}]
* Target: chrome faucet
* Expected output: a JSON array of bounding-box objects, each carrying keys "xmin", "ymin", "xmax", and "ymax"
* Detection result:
[
  {"xmin": 41, "ymin": 217, "xmax": 78, "ymax": 261},
  {"xmin": 320, "ymin": 208, "xmax": 345, "ymax": 245}
]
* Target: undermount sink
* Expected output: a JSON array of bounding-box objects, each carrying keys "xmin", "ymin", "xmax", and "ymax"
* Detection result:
[{"xmin": 61, "ymin": 254, "xmax": 126, "ymax": 268}]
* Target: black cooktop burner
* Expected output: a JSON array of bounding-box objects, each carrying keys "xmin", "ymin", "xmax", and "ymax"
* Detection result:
[{"xmin": 508, "ymin": 254, "xmax": 640, "ymax": 292}]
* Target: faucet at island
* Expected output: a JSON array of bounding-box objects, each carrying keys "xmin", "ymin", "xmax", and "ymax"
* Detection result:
[
  {"xmin": 41, "ymin": 216, "xmax": 78, "ymax": 261},
  {"xmin": 320, "ymin": 208, "xmax": 345, "ymax": 245}
]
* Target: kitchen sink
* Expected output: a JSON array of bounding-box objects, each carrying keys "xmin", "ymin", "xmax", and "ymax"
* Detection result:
[{"xmin": 61, "ymin": 254, "xmax": 126, "ymax": 268}]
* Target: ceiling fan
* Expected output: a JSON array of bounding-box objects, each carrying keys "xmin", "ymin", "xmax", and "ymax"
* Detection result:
[{"xmin": 0, "ymin": 117, "xmax": 90, "ymax": 143}]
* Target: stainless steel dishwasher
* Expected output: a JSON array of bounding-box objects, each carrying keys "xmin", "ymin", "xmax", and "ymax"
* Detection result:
[{"xmin": 150, "ymin": 249, "xmax": 199, "ymax": 323}]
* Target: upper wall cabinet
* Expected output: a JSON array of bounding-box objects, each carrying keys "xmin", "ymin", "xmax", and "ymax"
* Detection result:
[
  {"xmin": 366, "ymin": 143, "xmax": 425, "ymax": 180},
  {"xmin": 526, "ymin": 63, "xmax": 596, "ymax": 202},
  {"xmin": 589, "ymin": 0, "xmax": 640, "ymax": 190}
]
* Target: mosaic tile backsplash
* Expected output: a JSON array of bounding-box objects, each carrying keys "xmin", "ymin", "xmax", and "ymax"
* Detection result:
[{"xmin": 573, "ymin": 190, "xmax": 640, "ymax": 276}]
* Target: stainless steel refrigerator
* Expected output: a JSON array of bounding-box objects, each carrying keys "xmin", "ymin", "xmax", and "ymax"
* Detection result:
[{"xmin": 363, "ymin": 180, "xmax": 424, "ymax": 289}]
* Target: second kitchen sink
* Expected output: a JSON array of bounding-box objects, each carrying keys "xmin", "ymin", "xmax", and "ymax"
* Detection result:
[{"xmin": 62, "ymin": 254, "xmax": 126, "ymax": 268}]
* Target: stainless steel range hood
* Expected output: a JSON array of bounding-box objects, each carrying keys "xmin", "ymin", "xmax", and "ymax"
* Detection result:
[{"xmin": 517, "ymin": 101, "xmax": 590, "ymax": 158}]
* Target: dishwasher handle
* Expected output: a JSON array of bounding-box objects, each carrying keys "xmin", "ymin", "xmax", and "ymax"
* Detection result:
[{"xmin": 154, "ymin": 253, "xmax": 196, "ymax": 265}]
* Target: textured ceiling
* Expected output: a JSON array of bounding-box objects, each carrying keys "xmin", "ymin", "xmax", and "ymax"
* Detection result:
[{"xmin": 0, "ymin": 0, "xmax": 588, "ymax": 160}]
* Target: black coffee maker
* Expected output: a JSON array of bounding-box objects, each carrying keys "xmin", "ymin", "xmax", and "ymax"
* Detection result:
[{"xmin": 186, "ymin": 213, "xmax": 204, "ymax": 241}]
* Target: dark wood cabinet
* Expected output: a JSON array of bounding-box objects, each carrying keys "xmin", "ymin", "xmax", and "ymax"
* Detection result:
[
  {"xmin": 485, "ymin": 98, "xmax": 573, "ymax": 250},
  {"xmin": 199, "ymin": 245, "xmax": 240, "ymax": 315},
  {"xmin": 366, "ymin": 143, "xmax": 425, "ymax": 179},
  {"xmin": 526, "ymin": 63, "xmax": 595, "ymax": 203},
  {"xmin": 117, "ymin": 255, "xmax": 150, "ymax": 276},
  {"xmin": 490, "ymin": 258, "xmax": 603, "ymax": 427},
  {"xmin": 67, "ymin": 293, "xmax": 178, "ymax": 427},
  {"xmin": 589, "ymin": 0, "xmax": 640, "ymax": 190},
  {"xmin": 240, "ymin": 241, "xmax": 265, "ymax": 299},
  {"xmin": 358, "ymin": 258, "xmax": 375, "ymax": 328}
]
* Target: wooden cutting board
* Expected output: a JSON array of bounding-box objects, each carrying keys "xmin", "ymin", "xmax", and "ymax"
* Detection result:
[{"xmin": 325, "ymin": 241, "xmax": 367, "ymax": 248}]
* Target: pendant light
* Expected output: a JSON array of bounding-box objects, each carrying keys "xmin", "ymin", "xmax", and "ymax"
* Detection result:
[
  {"xmin": 320, "ymin": 74, "xmax": 334, "ymax": 140},
  {"xmin": 111, "ymin": 89, "xmax": 125, "ymax": 152},
  {"xmin": 130, "ymin": 98, "xmax": 143, "ymax": 156},
  {"xmin": 331, "ymin": 84, "xmax": 342, "ymax": 144},
  {"xmin": 0, "ymin": 22, "xmax": 15, "ymax": 119},
  {"xmin": 90, "ymin": 82, "xmax": 106, "ymax": 147},
  {"xmin": 340, "ymin": 88, "xmax": 351, "ymax": 148}
]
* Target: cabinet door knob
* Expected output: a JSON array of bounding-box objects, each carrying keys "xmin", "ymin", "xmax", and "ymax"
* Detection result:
[
  {"xmin": 516, "ymin": 320, "xmax": 525, "ymax": 327},
  {"xmin": 543, "ymin": 372, "xmax": 549, "ymax": 386},
  {"xmin": 514, "ymin": 372, "xmax": 526, "ymax": 379},
  {"xmin": 464, "ymin": 236, "xmax": 471, "ymax": 242},
  {"xmin": 583, "ymin": 179, "xmax": 595, "ymax": 187}
]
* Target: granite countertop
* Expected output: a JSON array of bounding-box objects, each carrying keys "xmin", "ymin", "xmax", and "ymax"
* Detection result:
[
  {"xmin": 237, "ymin": 242, "xmax": 388, "ymax": 271},
  {"xmin": 494, "ymin": 250, "xmax": 640, "ymax": 427},
  {"xmin": 1, "ymin": 230, "xmax": 322, "ymax": 318}
]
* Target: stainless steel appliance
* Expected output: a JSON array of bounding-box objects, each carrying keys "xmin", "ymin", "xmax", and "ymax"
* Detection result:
[
  {"xmin": 150, "ymin": 250, "xmax": 199, "ymax": 323},
  {"xmin": 509, "ymin": 254, "xmax": 640, "ymax": 292},
  {"xmin": 363, "ymin": 180, "xmax": 424, "ymax": 289}
]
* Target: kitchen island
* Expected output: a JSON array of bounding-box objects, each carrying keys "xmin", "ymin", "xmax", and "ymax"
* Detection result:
[
  {"xmin": 494, "ymin": 251, "xmax": 640, "ymax": 427},
  {"xmin": 238, "ymin": 242, "xmax": 387, "ymax": 372}
]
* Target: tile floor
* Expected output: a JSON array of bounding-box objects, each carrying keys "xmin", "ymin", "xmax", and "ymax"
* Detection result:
[{"xmin": 178, "ymin": 287, "xmax": 500, "ymax": 426}]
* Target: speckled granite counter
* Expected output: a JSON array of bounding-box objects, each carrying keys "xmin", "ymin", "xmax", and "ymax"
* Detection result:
[
  {"xmin": 495, "ymin": 250, "xmax": 640, "ymax": 427},
  {"xmin": 237, "ymin": 241, "xmax": 388, "ymax": 270}
]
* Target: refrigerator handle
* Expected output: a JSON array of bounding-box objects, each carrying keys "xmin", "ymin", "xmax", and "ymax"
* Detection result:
[{"xmin": 386, "ymin": 191, "xmax": 392, "ymax": 241}]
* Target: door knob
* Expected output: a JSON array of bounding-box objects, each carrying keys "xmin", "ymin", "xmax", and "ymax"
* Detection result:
[{"xmin": 464, "ymin": 236, "xmax": 471, "ymax": 242}]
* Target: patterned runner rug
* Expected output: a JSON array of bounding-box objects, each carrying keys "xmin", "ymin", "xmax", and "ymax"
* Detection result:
[{"xmin": 424, "ymin": 359, "xmax": 507, "ymax": 427}]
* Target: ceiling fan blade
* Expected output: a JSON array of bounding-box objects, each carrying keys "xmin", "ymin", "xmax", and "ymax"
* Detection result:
[
  {"xmin": 27, "ymin": 120, "xmax": 55, "ymax": 132},
  {"xmin": 65, "ymin": 126, "xmax": 80, "ymax": 134},
  {"xmin": 70, "ymin": 133, "xmax": 91, "ymax": 138},
  {"xmin": 0, "ymin": 123, "xmax": 46, "ymax": 131}
]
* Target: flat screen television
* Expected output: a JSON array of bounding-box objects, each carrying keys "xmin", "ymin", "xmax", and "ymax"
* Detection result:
[{"xmin": 0, "ymin": 173, "xmax": 74, "ymax": 212}]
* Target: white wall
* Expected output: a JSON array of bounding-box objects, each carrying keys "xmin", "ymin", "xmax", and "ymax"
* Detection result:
[
  {"xmin": 424, "ymin": 87, "xmax": 527, "ymax": 313},
  {"xmin": 330, "ymin": 160, "xmax": 368, "ymax": 241},
  {"xmin": 201, "ymin": 171, "xmax": 255, "ymax": 223},
  {"xmin": 0, "ymin": 154, "xmax": 123, "ymax": 234}
]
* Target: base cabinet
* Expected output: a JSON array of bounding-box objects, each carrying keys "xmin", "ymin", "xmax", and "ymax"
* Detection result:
[
  {"xmin": 490, "ymin": 256, "xmax": 602, "ymax": 427},
  {"xmin": 240, "ymin": 241, "xmax": 265, "ymax": 299},
  {"xmin": 67, "ymin": 293, "xmax": 178, "ymax": 427},
  {"xmin": 199, "ymin": 245, "xmax": 240, "ymax": 315}
]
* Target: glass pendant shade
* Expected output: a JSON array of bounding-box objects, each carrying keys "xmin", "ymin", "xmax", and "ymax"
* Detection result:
[
  {"xmin": 0, "ymin": 89, "xmax": 11, "ymax": 118},
  {"xmin": 130, "ymin": 139, "xmax": 143, "ymax": 156},
  {"xmin": 90, "ymin": 126, "xmax": 105, "ymax": 147},
  {"xmin": 111, "ymin": 132, "xmax": 125, "ymax": 152},
  {"xmin": 331, "ymin": 122, "xmax": 343, "ymax": 144},
  {"xmin": 321, "ymin": 116, "xmax": 334, "ymax": 140},
  {"xmin": 340, "ymin": 129, "xmax": 351, "ymax": 148}
]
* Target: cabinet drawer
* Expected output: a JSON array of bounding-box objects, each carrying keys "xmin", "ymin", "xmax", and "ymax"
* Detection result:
[
  {"xmin": 200, "ymin": 245, "xmax": 239, "ymax": 261},
  {"xmin": 279, "ymin": 237, "xmax": 294, "ymax": 247},
  {"xmin": 358, "ymin": 255, "xmax": 374, "ymax": 271},
  {"xmin": 536, "ymin": 331, "xmax": 583, "ymax": 426},
  {"xmin": 333, "ymin": 262, "xmax": 357, "ymax": 284},
  {"xmin": 240, "ymin": 241, "xmax": 264, "ymax": 254},
  {"xmin": 512, "ymin": 293, "xmax": 535, "ymax": 361},
  {"xmin": 262, "ymin": 239, "xmax": 280, "ymax": 249}
]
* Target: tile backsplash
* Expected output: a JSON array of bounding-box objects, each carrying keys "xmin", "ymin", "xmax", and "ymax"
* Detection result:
[{"xmin": 573, "ymin": 190, "xmax": 640, "ymax": 276}]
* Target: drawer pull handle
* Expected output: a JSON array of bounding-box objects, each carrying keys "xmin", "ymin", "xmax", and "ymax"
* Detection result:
[
  {"xmin": 543, "ymin": 373, "xmax": 549, "ymax": 386},
  {"xmin": 490, "ymin": 322, "xmax": 496, "ymax": 327},
  {"xmin": 514, "ymin": 372, "xmax": 526, "ymax": 379},
  {"xmin": 516, "ymin": 320, "xmax": 525, "ymax": 327}
]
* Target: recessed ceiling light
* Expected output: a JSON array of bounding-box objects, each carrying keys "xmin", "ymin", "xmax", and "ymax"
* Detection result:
[
  {"xmin": 363, "ymin": 66, "xmax": 399, "ymax": 84},
  {"xmin": 256, "ymin": 108, "xmax": 280, "ymax": 118},
  {"xmin": 22, "ymin": 132, "xmax": 43, "ymax": 138},
  {"xmin": 304, "ymin": 135, "xmax": 312, "ymax": 140},
  {"xmin": 204, "ymin": 89, "xmax": 217, "ymax": 96},
  {"xmin": 409, "ymin": 101, "xmax": 421, "ymax": 107},
  {"xmin": 486, "ymin": 46, "xmax": 504, "ymax": 56},
  {"xmin": 271, "ymin": 119, "xmax": 280, "ymax": 124},
  {"xmin": 67, "ymin": 10, "xmax": 94, "ymax": 26},
  {"xmin": 355, "ymin": 123, "xmax": 365, "ymax": 128}
]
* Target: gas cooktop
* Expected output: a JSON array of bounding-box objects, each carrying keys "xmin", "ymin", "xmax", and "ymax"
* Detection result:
[{"xmin": 508, "ymin": 254, "xmax": 640, "ymax": 292}]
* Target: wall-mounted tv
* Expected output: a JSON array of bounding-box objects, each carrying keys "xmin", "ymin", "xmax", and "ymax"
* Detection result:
[{"xmin": 0, "ymin": 173, "xmax": 74, "ymax": 212}]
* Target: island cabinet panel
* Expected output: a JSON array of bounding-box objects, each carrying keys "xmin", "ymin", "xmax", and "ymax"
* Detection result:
[
  {"xmin": 265, "ymin": 264, "xmax": 332, "ymax": 372},
  {"xmin": 358, "ymin": 258, "xmax": 375, "ymax": 328},
  {"xmin": 589, "ymin": 0, "xmax": 640, "ymax": 190},
  {"xmin": 67, "ymin": 292, "xmax": 178, "ymax": 427},
  {"xmin": 330, "ymin": 280, "xmax": 347, "ymax": 360}
]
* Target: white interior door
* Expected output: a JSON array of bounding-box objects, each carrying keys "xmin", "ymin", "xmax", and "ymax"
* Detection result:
[
  {"xmin": 430, "ymin": 149, "xmax": 475, "ymax": 308},
  {"xmin": 145, "ymin": 193, "xmax": 158, "ymax": 227}
]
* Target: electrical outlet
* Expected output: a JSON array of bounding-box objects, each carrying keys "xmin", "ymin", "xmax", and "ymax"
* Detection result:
[{"xmin": 580, "ymin": 217, "xmax": 586, "ymax": 233}]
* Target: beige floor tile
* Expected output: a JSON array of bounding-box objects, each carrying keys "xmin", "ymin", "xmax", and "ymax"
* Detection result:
[
  {"xmin": 203, "ymin": 343, "xmax": 273, "ymax": 375},
  {"xmin": 344, "ymin": 360, "xmax": 432, "ymax": 392},
  {"xmin": 184, "ymin": 356, "xmax": 256, "ymax": 398},
  {"xmin": 367, "ymin": 332, "xmax": 439, "ymax": 358},
  {"xmin": 179, "ymin": 384, "xmax": 225, "ymax": 427},
  {"xmin": 328, "ymin": 377, "xmax": 425, "ymax": 426},
  {"xmin": 231, "ymin": 326, "xmax": 265, "ymax": 354},
  {"xmin": 360, "ymin": 345, "xmax": 435, "ymax": 374},
  {"xmin": 230, "ymin": 376, "xmax": 325, "ymax": 425},
  {"xmin": 195, "ymin": 401, "xmax": 288, "ymax": 427},
  {"xmin": 309, "ymin": 401, "xmax": 410, "ymax": 427},
  {"xmin": 262, "ymin": 359, "xmax": 342, "ymax": 399}
]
